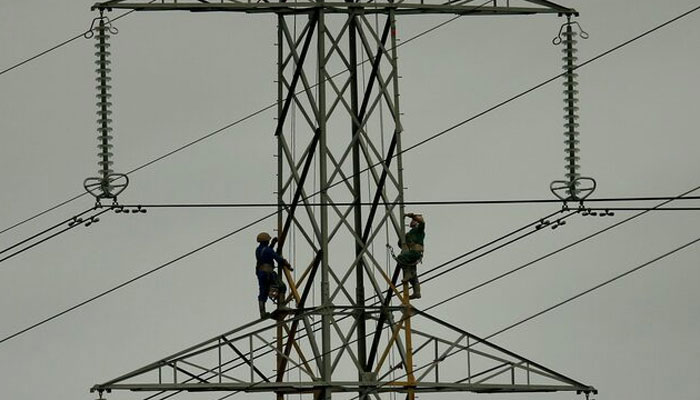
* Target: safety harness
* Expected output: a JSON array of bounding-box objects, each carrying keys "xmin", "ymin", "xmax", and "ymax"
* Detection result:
[{"xmin": 387, "ymin": 243, "xmax": 424, "ymax": 267}]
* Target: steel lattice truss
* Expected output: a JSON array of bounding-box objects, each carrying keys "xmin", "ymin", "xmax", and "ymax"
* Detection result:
[
  {"xmin": 91, "ymin": 1, "xmax": 593, "ymax": 399},
  {"xmin": 273, "ymin": 10, "xmax": 426, "ymax": 398},
  {"xmin": 91, "ymin": 307, "xmax": 594, "ymax": 396}
]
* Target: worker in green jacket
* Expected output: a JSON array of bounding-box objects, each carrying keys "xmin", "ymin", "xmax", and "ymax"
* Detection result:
[{"xmin": 397, "ymin": 212, "xmax": 425, "ymax": 299}]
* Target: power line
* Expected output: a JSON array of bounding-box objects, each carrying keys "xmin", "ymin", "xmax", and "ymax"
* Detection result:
[
  {"xmin": 487, "ymin": 234, "xmax": 700, "ymax": 339},
  {"xmin": 399, "ymin": 4, "xmax": 700, "ymax": 156},
  {"xmin": 0, "ymin": 35, "xmax": 86, "ymax": 78},
  {"xmin": 420, "ymin": 210, "xmax": 579, "ymax": 284},
  {"xmin": 113, "ymin": 195, "xmax": 700, "ymax": 209},
  {"xmin": 0, "ymin": 7, "xmax": 144, "ymax": 78},
  {"xmin": 4, "ymin": 193, "xmax": 697, "ymax": 242},
  {"xmin": 0, "ymin": 207, "xmax": 95, "ymax": 257},
  {"xmin": 123, "ymin": 104, "xmax": 277, "ymax": 176},
  {"xmin": 587, "ymin": 207, "xmax": 700, "ymax": 212},
  {"xmin": 424, "ymin": 184, "xmax": 700, "ymax": 311},
  {"xmin": 0, "ymin": 209, "xmax": 277, "ymax": 346},
  {"xmin": 0, "ymin": 208, "xmax": 109, "ymax": 266},
  {"xmin": 0, "ymin": 193, "xmax": 87, "ymax": 236},
  {"xmin": 418, "ymin": 208, "xmax": 563, "ymax": 279}
]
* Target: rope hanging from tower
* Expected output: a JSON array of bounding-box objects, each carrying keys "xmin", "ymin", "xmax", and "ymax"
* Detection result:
[
  {"xmin": 83, "ymin": 11, "xmax": 129, "ymax": 206},
  {"xmin": 550, "ymin": 16, "xmax": 596, "ymax": 206}
]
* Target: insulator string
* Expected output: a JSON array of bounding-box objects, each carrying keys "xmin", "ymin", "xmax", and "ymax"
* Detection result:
[
  {"xmin": 83, "ymin": 13, "xmax": 128, "ymax": 204},
  {"xmin": 550, "ymin": 17, "xmax": 595, "ymax": 203}
]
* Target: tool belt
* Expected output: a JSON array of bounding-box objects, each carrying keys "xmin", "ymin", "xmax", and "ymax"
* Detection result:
[
  {"xmin": 257, "ymin": 263, "xmax": 274, "ymax": 273},
  {"xmin": 401, "ymin": 243, "xmax": 424, "ymax": 252}
]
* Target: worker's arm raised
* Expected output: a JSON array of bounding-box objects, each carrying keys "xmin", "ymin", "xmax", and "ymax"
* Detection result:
[{"xmin": 405, "ymin": 213, "xmax": 424, "ymax": 223}]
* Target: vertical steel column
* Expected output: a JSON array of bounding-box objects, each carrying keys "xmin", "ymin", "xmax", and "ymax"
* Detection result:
[
  {"xmin": 389, "ymin": 10, "xmax": 414, "ymax": 400},
  {"xmin": 249, "ymin": 336, "xmax": 254, "ymax": 383},
  {"xmin": 316, "ymin": 7, "xmax": 332, "ymax": 400},
  {"xmin": 403, "ymin": 284, "xmax": 416, "ymax": 400},
  {"xmin": 466, "ymin": 336, "xmax": 471, "ymax": 383},
  {"xmin": 275, "ymin": 14, "xmax": 285, "ymax": 400},
  {"xmin": 366, "ymin": 11, "xmax": 408, "ymax": 373},
  {"xmin": 390, "ymin": 10, "xmax": 406, "ymax": 227},
  {"xmin": 349, "ymin": 8, "xmax": 368, "ymax": 395}
]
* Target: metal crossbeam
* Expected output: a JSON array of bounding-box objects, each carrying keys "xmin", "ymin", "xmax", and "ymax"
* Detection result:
[
  {"xmin": 93, "ymin": 1, "xmax": 575, "ymax": 16},
  {"xmin": 94, "ymin": 382, "xmax": 589, "ymax": 393}
]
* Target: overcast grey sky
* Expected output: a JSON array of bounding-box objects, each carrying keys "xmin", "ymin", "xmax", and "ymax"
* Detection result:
[{"xmin": 1, "ymin": 1, "xmax": 699, "ymax": 400}]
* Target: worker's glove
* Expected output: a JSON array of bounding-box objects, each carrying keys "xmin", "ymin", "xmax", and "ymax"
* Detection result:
[
  {"xmin": 271, "ymin": 237, "xmax": 278, "ymax": 247},
  {"xmin": 284, "ymin": 261, "xmax": 294, "ymax": 272}
]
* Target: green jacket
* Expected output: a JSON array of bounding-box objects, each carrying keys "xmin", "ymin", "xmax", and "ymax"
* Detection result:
[
  {"xmin": 397, "ymin": 221, "xmax": 425, "ymax": 266},
  {"xmin": 405, "ymin": 221, "xmax": 425, "ymax": 247}
]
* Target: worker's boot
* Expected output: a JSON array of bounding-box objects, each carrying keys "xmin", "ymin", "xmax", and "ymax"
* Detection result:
[
  {"xmin": 409, "ymin": 281, "xmax": 422, "ymax": 300},
  {"xmin": 258, "ymin": 301, "xmax": 270, "ymax": 319}
]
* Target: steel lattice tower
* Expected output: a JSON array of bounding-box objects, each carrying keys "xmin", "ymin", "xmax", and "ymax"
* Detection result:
[{"xmin": 90, "ymin": 2, "xmax": 596, "ymax": 400}]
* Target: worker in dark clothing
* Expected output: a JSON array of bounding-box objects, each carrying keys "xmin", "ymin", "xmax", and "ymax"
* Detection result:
[
  {"xmin": 397, "ymin": 213, "xmax": 425, "ymax": 299},
  {"xmin": 255, "ymin": 232, "xmax": 291, "ymax": 318}
]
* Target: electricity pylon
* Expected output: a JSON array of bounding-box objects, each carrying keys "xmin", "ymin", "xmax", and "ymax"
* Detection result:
[{"xmin": 90, "ymin": 1, "xmax": 596, "ymax": 400}]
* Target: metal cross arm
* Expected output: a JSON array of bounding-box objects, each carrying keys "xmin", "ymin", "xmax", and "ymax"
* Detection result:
[{"xmin": 93, "ymin": 1, "xmax": 575, "ymax": 16}]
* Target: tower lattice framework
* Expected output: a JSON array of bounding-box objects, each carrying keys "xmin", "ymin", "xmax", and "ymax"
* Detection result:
[{"xmin": 90, "ymin": 2, "xmax": 596, "ymax": 400}]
